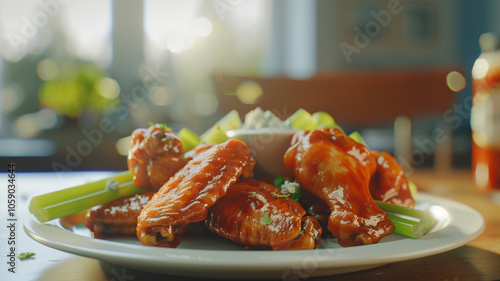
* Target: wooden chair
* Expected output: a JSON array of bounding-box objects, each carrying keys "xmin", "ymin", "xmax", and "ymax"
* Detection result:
[{"xmin": 213, "ymin": 67, "xmax": 459, "ymax": 172}]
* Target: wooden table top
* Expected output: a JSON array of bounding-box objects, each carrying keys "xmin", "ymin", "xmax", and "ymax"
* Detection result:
[{"xmin": 6, "ymin": 170, "xmax": 500, "ymax": 281}]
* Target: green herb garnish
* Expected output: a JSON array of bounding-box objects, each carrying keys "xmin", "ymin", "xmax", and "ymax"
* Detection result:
[
  {"xmin": 260, "ymin": 211, "xmax": 272, "ymax": 224},
  {"xmin": 148, "ymin": 122, "xmax": 170, "ymax": 131},
  {"xmin": 274, "ymin": 176, "xmax": 285, "ymax": 189},
  {"xmin": 273, "ymin": 176, "xmax": 303, "ymax": 202},
  {"xmin": 271, "ymin": 192, "xmax": 289, "ymax": 198},
  {"xmin": 18, "ymin": 252, "xmax": 36, "ymax": 260},
  {"xmin": 291, "ymin": 186, "xmax": 302, "ymax": 202}
]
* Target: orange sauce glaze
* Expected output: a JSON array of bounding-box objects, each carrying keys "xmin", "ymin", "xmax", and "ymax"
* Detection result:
[
  {"xmin": 370, "ymin": 151, "xmax": 415, "ymax": 208},
  {"xmin": 86, "ymin": 192, "xmax": 155, "ymax": 238},
  {"xmin": 127, "ymin": 124, "xmax": 188, "ymax": 191},
  {"xmin": 206, "ymin": 178, "xmax": 322, "ymax": 250},
  {"xmin": 136, "ymin": 139, "xmax": 255, "ymax": 247},
  {"xmin": 284, "ymin": 128, "xmax": 395, "ymax": 247}
]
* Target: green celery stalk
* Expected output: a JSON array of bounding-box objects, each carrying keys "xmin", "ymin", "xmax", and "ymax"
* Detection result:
[
  {"xmin": 29, "ymin": 171, "xmax": 144, "ymax": 223},
  {"xmin": 312, "ymin": 111, "xmax": 335, "ymax": 128},
  {"xmin": 200, "ymin": 110, "xmax": 241, "ymax": 144},
  {"xmin": 30, "ymin": 171, "xmax": 132, "ymax": 208},
  {"xmin": 385, "ymin": 213, "xmax": 421, "ymax": 239},
  {"xmin": 375, "ymin": 200, "xmax": 436, "ymax": 239},
  {"xmin": 349, "ymin": 131, "xmax": 368, "ymax": 147},
  {"xmin": 201, "ymin": 122, "xmax": 229, "ymax": 144},
  {"xmin": 409, "ymin": 181, "xmax": 418, "ymax": 197},
  {"xmin": 217, "ymin": 109, "xmax": 242, "ymax": 131},
  {"xmin": 178, "ymin": 127, "xmax": 201, "ymax": 151},
  {"xmin": 286, "ymin": 108, "xmax": 316, "ymax": 130}
]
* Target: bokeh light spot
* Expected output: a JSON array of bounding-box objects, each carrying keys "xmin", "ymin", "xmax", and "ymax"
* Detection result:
[
  {"xmin": 166, "ymin": 34, "xmax": 186, "ymax": 53},
  {"xmin": 1, "ymin": 85, "xmax": 25, "ymax": 113},
  {"xmin": 14, "ymin": 113, "xmax": 41, "ymax": 138},
  {"xmin": 446, "ymin": 71, "xmax": 466, "ymax": 92},
  {"xmin": 148, "ymin": 87, "xmax": 173, "ymax": 106},
  {"xmin": 193, "ymin": 17, "xmax": 212, "ymax": 37},
  {"xmin": 116, "ymin": 136, "xmax": 132, "ymax": 156},
  {"xmin": 97, "ymin": 77, "xmax": 120, "ymax": 99},
  {"xmin": 37, "ymin": 59, "xmax": 60, "ymax": 81},
  {"xmin": 37, "ymin": 108, "xmax": 58, "ymax": 129},
  {"xmin": 236, "ymin": 80, "xmax": 263, "ymax": 104},
  {"xmin": 472, "ymin": 58, "xmax": 489, "ymax": 80}
]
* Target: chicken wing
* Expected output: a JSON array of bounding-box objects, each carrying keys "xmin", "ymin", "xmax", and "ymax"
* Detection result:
[
  {"xmin": 183, "ymin": 143, "xmax": 214, "ymax": 160},
  {"xmin": 127, "ymin": 124, "xmax": 188, "ymax": 191},
  {"xmin": 206, "ymin": 178, "xmax": 322, "ymax": 250},
  {"xmin": 370, "ymin": 151, "xmax": 415, "ymax": 208},
  {"xmin": 86, "ymin": 192, "xmax": 155, "ymax": 238},
  {"xmin": 136, "ymin": 139, "xmax": 255, "ymax": 247},
  {"xmin": 284, "ymin": 128, "xmax": 394, "ymax": 247}
]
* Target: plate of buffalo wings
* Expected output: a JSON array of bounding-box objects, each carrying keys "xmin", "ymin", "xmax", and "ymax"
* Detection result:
[{"xmin": 25, "ymin": 118, "xmax": 484, "ymax": 279}]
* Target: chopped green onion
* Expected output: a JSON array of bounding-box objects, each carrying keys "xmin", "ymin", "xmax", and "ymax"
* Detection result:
[
  {"xmin": 286, "ymin": 108, "xmax": 316, "ymax": 130},
  {"xmin": 260, "ymin": 211, "xmax": 272, "ymax": 224},
  {"xmin": 271, "ymin": 192, "xmax": 290, "ymax": 198},
  {"xmin": 177, "ymin": 127, "xmax": 201, "ymax": 152},
  {"xmin": 148, "ymin": 122, "xmax": 170, "ymax": 131},
  {"xmin": 18, "ymin": 252, "xmax": 36, "ymax": 260},
  {"xmin": 375, "ymin": 200, "xmax": 436, "ymax": 239},
  {"xmin": 272, "ymin": 177, "xmax": 303, "ymax": 202},
  {"xmin": 29, "ymin": 171, "xmax": 143, "ymax": 223}
]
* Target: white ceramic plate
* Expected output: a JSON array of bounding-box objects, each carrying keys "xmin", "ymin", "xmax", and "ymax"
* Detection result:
[{"xmin": 24, "ymin": 193, "xmax": 484, "ymax": 279}]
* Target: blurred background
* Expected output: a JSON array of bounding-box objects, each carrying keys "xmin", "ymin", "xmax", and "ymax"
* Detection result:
[{"xmin": 0, "ymin": 0, "xmax": 496, "ymax": 172}]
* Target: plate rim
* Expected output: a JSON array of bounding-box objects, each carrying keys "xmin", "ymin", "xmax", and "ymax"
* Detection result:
[{"xmin": 24, "ymin": 193, "xmax": 485, "ymax": 279}]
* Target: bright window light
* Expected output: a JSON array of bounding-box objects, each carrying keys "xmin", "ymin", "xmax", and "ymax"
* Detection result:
[
  {"xmin": 144, "ymin": 0, "xmax": 202, "ymax": 55},
  {"xmin": 59, "ymin": 0, "xmax": 112, "ymax": 67},
  {"xmin": 0, "ymin": 0, "xmax": 41, "ymax": 62}
]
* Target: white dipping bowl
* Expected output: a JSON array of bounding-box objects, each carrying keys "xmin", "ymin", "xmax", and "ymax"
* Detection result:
[{"xmin": 226, "ymin": 128, "xmax": 297, "ymax": 178}]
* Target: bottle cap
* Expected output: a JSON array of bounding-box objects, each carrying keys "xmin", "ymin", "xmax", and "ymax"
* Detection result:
[{"xmin": 479, "ymin": 33, "xmax": 499, "ymax": 52}]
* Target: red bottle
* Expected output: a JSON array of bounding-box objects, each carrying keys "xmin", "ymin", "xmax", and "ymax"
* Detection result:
[{"xmin": 471, "ymin": 33, "xmax": 500, "ymax": 195}]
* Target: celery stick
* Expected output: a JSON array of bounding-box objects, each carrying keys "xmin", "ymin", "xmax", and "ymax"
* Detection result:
[
  {"xmin": 312, "ymin": 111, "xmax": 335, "ymax": 128},
  {"xmin": 375, "ymin": 200, "xmax": 436, "ymax": 239},
  {"xmin": 286, "ymin": 108, "xmax": 316, "ymax": 130},
  {"xmin": 218, "ymin": 109, "xmax": 242, "ymax": 131},
  {"xmin": 349, "ymin": 131, "xmax": 368, "ymax": 147},
  {"xmin": 30, "ymin": 171, "xmax": 132, "ymax": 208},
  {"xmin": 29, "ymin": 172, "xmax": 143, "ymax": 223},
  {"xmin": 200, "ymin": 123, "xmax": 229, "ymax": 144},
  {"xmin": 312, "ymin": 111, "xmax": 346, "ymax": 133},
  {"xmin": 178, "ymin": 127, "xmax": 200, "ymax": 152},
  {"xmin": 409, "ymin": 181, "xmax": 418, "ymax": 197},
  {"xmin": 200, "ymin": 110, "xmax": 241, "ymax": 144},
  {"xmin": 385, "ymin": 213, "xmax": 421, "ymax": 239}
]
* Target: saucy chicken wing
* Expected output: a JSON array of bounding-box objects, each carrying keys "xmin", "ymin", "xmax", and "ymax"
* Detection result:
[
  {"xmin": 136, "ymin": 139, "xmax": 255, "ymax": 247},
  {"xmin": 370, "ymin": 151, "xmax": 415, "ymax": 208},
  {"xmin": 284, "ymin": 128, "xmax": 394, "ymax": 247},
  {"xmin": 127, "ymin": 124, "xmax": 188, "ymax": 191},
  {"xmin": 86, "ymin": 192, "xmax": 154, "ymax": 238},
  {"xmin": 206, "ymin": 178, "xmax": 322, "ymax": 250},
  {"xmin": 183, "ymin": 143, "xmax": 214, "ymax": 160}
]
